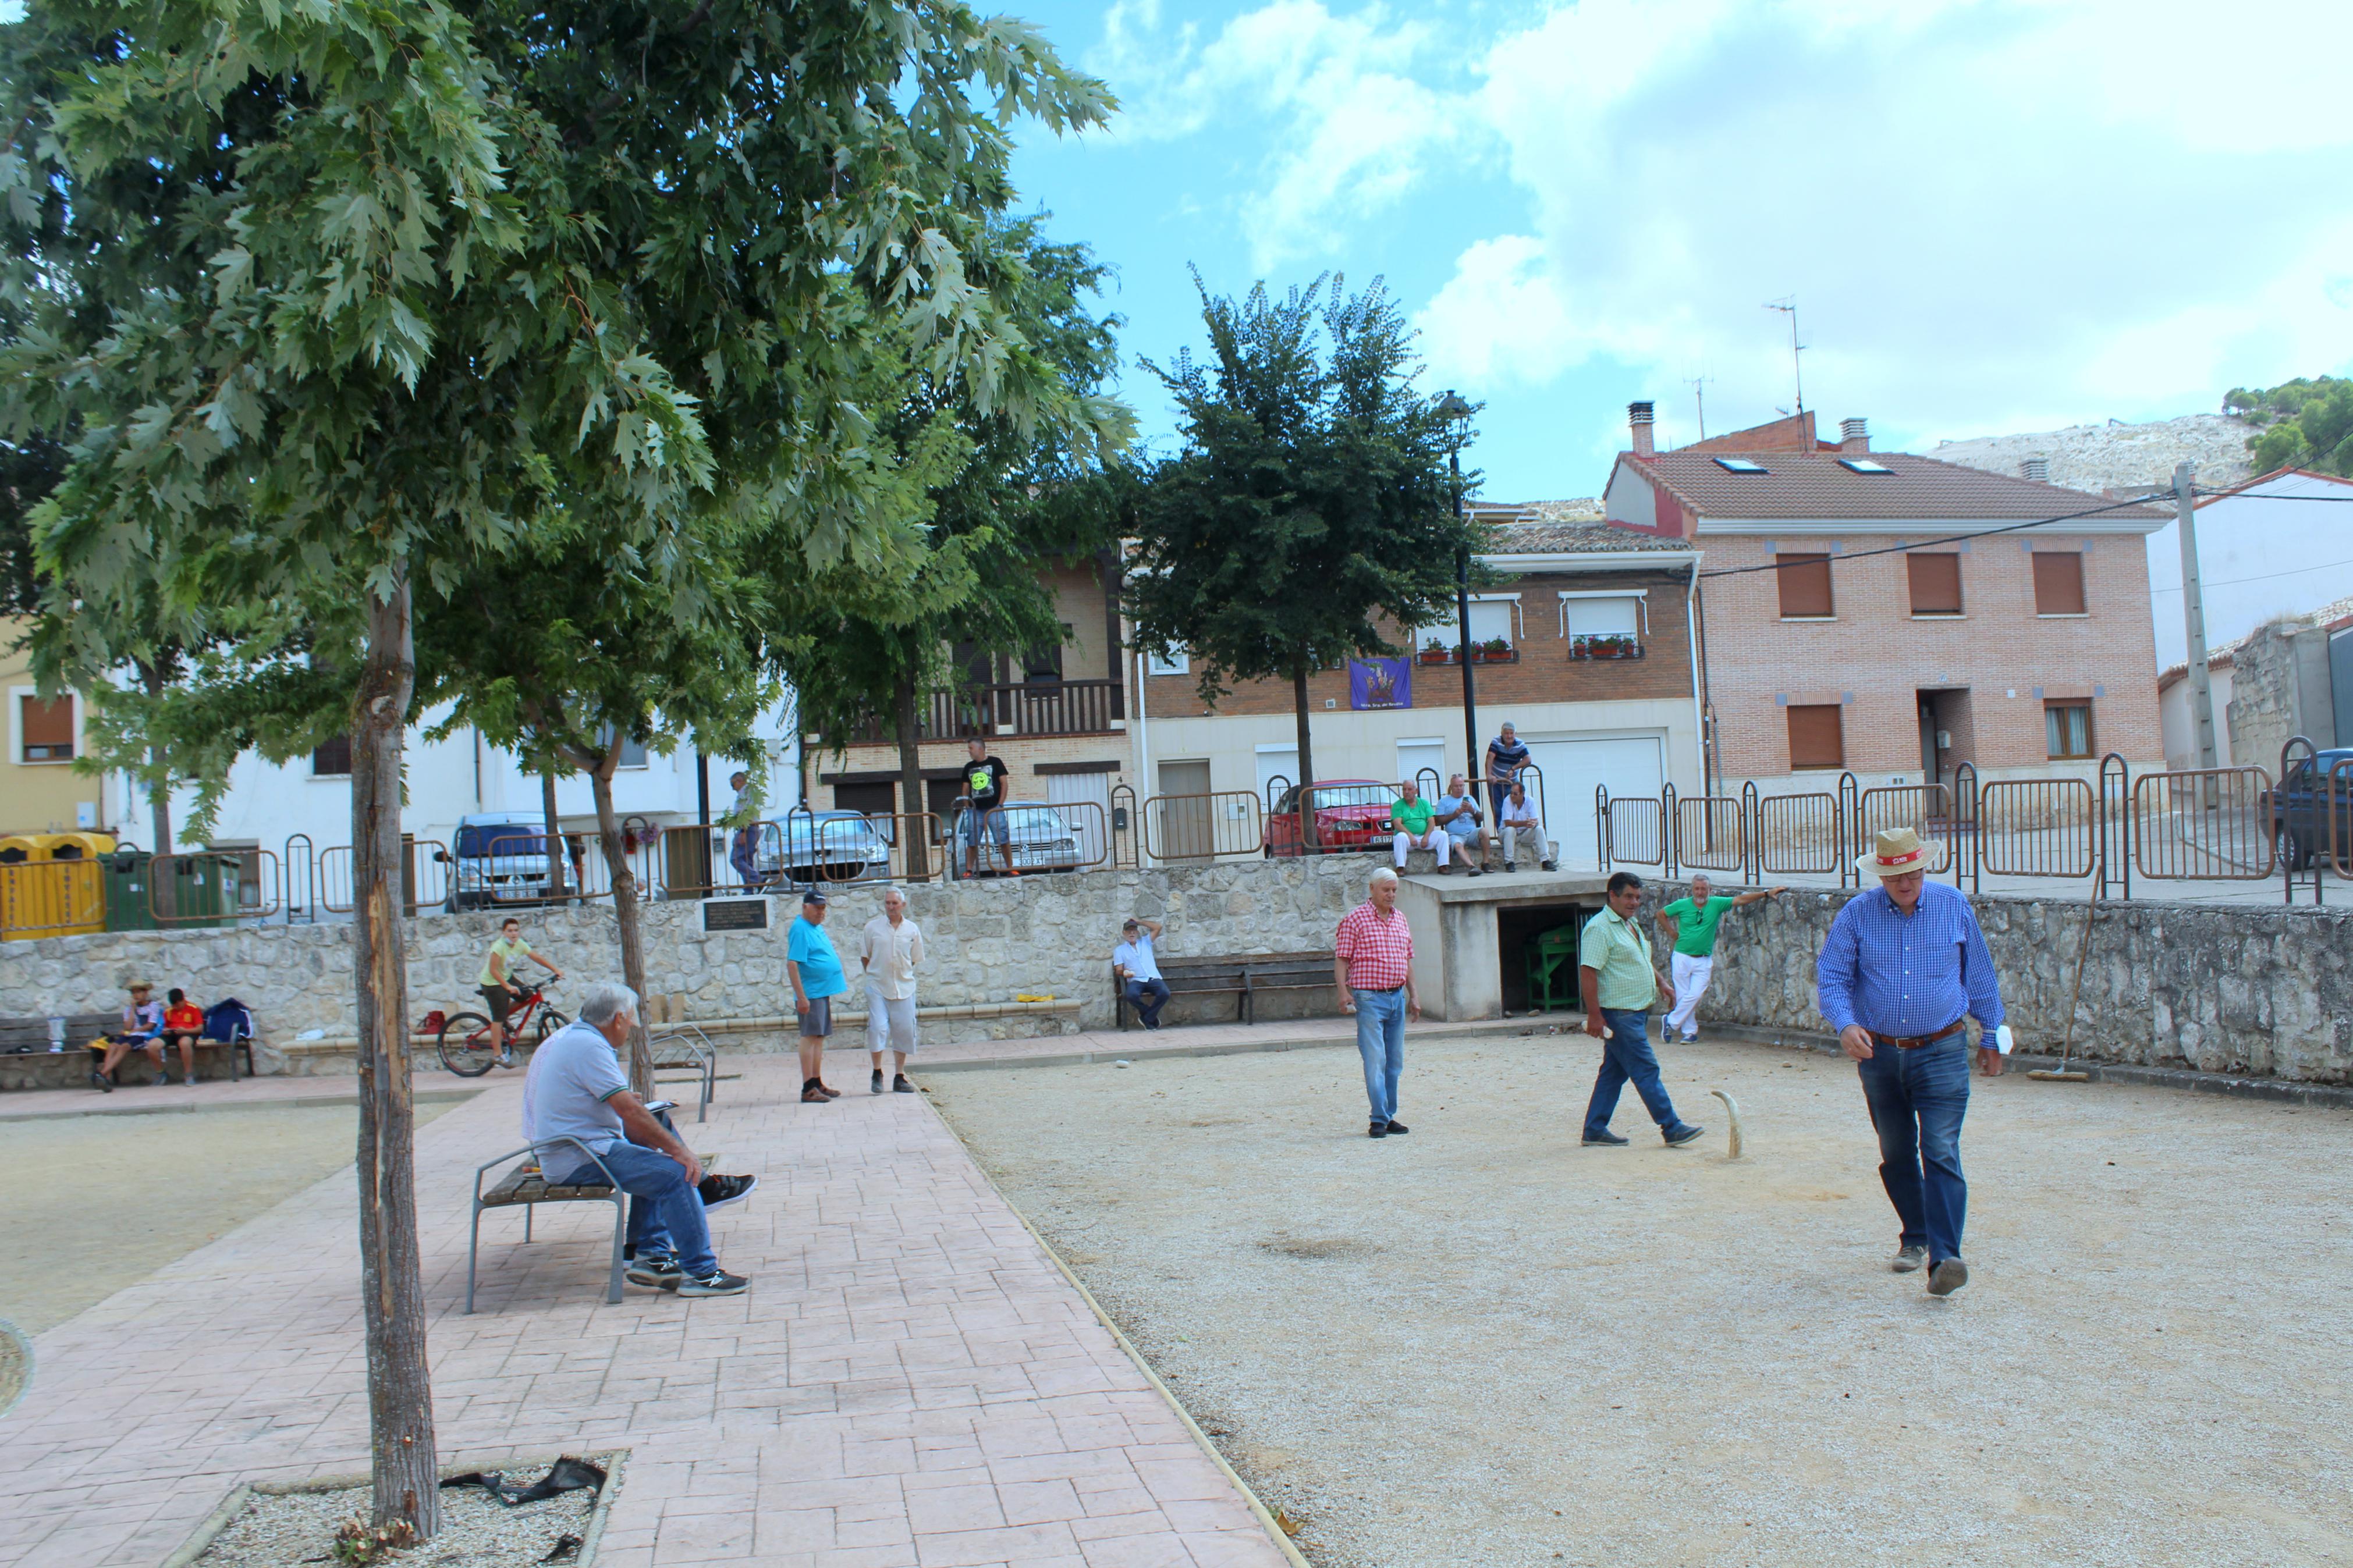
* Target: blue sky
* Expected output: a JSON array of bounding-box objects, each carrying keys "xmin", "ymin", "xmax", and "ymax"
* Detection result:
[{"xmin": 1004, "ymin": 0, "xmax": 2353, "ymax": 502}]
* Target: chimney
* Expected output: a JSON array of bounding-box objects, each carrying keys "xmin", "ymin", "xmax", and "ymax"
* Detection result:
[
  {"xmin": 1840, "ymin": 417, "xmax": 1868, "ymax": 454},
  {"xmin": 1629, "ymin": 400, "xmax": 1655, "ymax": 458},
  {"xmin": 2021, "ymin": 457, "xmax": 2050, "ymax": 483}
]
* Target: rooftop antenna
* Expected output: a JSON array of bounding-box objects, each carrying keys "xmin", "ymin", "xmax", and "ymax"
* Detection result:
[
  {"xmin": 1685, "ymin": 374, "xmax": 1712, "ymax": 440},
  {"xmin": 1764, "ymin": 297, "xmax": 1804, "ymax": 414}
]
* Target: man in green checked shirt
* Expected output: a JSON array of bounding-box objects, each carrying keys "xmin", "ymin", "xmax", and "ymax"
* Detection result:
[{"xmin": 1578, "ymin": 871, "xmax": 1704, "ymax": 1148}]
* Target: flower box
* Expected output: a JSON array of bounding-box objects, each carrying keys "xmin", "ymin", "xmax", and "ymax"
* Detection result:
[{"xmin": 1567, "ymin": 637, "xmax": 1644, "ymax": 660}]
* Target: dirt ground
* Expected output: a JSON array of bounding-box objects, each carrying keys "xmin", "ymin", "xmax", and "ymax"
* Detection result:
[
  {"xmin": 6, "ymin": 1100, "xmax": 456, "ymax": 1335},
  {"xmin": 931, "ymin": 1034, "xmax": 2353, "ymax": 1568}
]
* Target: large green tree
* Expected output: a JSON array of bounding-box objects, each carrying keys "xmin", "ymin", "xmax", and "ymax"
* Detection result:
[
  {"xmin": 1124, "ymin": 272, "xmax": 1478, "ymax": 839},
  {"xmin": 2227, "ymin": 375, "xmax": 2353, "ymax": 476},
  {"xmin": 2, "ymin": 0, "xmax": 1108, "ymax": 1539}
]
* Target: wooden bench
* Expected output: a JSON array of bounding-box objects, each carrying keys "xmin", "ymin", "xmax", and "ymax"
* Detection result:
[
  {"xmin": 1113, "ymin": 951, "xmax": 1335, "ymax": 1029},
  {"xmin": 0, "ymin": 1010, "xmax": 254, "ymax": 1087},
  {"xmin": 467, "ymin": 1136, "xmax": 722, "ymax": 1311}
]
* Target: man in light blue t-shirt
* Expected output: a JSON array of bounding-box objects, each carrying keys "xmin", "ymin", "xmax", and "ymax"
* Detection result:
[
  {"xmin": 788, "ymin": 889, "xmax": 848, "ymax": 1103},
  {"xmin": 521, "ymin": 982, "xmax": 753, "ymax": 1297},
  {"xmin": 1434, "ymin": 773, "xmax": 1493, "ymax": 877},
  {"xmin": 1113, "ymin": 916, "xmax": 1170, "ymax": 1029}
]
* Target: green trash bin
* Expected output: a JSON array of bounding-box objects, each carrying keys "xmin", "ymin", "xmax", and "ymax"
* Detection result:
[{"xmin": 104, "ymin": 851, "xmax": 240, "ymax": 931}]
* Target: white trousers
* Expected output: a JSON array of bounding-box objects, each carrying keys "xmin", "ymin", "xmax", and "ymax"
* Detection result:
[
  {"xmin": 1394, "ymin": 831, "xmax": 1449, "ymax": 868},
  {"xmin": 1665, "ymin": 952, "xmax": 1713, "ymax": 1038},
  {"xmin": 1500, "ymin": 823, "xmax": 1552, "ymax": 866},
  {"xmin": 865, "ymin": 983, "xmax": 918, "ymax": 1055}
]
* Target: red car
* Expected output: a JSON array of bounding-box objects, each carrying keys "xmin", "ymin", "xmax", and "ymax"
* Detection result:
[{"xmin": 1264, "ymin": 780, "xmax": 1397, "ymax": 856}]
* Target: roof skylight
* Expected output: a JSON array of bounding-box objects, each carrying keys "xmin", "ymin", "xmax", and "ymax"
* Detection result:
[
  {"xmin": 1839, "ymin": 458, "xmax": 1895, "ymax": 475},
  {"xmin": 1713, "ymin": 457, "xmax": 1769, "ymax": 474}
]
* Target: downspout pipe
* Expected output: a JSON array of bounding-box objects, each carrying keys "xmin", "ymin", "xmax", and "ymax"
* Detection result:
[{"xmin": 1685, "ymin": 561, "xmax": 1709, "ymax": 798}]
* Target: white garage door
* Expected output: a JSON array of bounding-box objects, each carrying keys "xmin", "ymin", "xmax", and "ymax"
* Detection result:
[{"xmin": 1523, "ymin": 735, "xmax": 1665, "ymax": 870}]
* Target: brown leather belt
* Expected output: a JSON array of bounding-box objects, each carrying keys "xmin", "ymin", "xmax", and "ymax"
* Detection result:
[{"xmin": 1868, "ymin": 1019, "xmax": 1967, "ymax": 1050}]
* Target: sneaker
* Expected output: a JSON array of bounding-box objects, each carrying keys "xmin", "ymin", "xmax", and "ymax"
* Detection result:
[
  {"xmin": 1663, "ymin": 1123, "xmax": 1706, "ymax": 1147},
  {"xmin": 1383, "ymin": 1119, "xmax": 1410, "ymax": 1135},
  {"xmin": 678, "ymin": 1268, "xmax": 750, "ymax": 1298},
  {"xmin": 498, "ymin": 1051, "xmax": 515, "ymax": 1069},
  {"xmin": 698, "ymin": 1174, "xmax": 759, "ymax": 1211},
  {"xmin": 184, "ymin": 1073, "xmax": 197, "ymax": 1087},
  {"xmin": 1678, "ymin": 1031, "xmax": 1698, "ymax": 1044},
  {"xmin": 154, "ymin": 1069, "xmax": 172, "ymax": 1087},
  {"xmin": 892, "ymin": 1074, "xmax": 917, "ymax": 1093},
  {"xmin": 1503, "ymin": 861, "xmax": 1517, "ymax": 873},
  {"xmin": 626, "ymin": 1254, "xmax": 684, "ymax": 1289},
  {"xmin": 89, "ymin": 1068, "xmax": 112, "ymax": 1093},
  {"xmin": 802, "ymin": 1079, "xmax": 832, "ymax": 1104},
  {"xmin": 1581, "ymin": 1128, "xmax": 1629, "ymax": 1147},
  {"xmin": 1466, "ymin": 865, "xmax": 1484, "ymax": 876},
  {"xmin": 871, "ymin": 1068, "xmax": 885, "ymax": 1095},
  {"xmin": 1541, "ymin": 860, "xmax": 1556, "ymax": 872},
  {"xmin": 1890, "ymin": 1244, "xmax": 1928, "ymax": 1274},
  {"xmin": 1927, "ymin": 1258, "xmax": 1969, "ymax": 1297},
  {"xmin": 1367, "ymin": 1121, "xmax": 1389, "ymax": 1139},
  {"xmin": 817, "ymin": 1081, "xmax": 841, "ymax": 1100}
]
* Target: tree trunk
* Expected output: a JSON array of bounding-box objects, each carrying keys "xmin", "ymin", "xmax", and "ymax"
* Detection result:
[
  {"xmin": 894, "ymin": 670, "xmax": 929, "ymax": 880},
  {"xmin": 137, "ymin": 658, "xmax": 176, "ymax": 918},
  {"xmin": 540, "ymin": 766, "xmax": 568, "ymax": 904},
  {"xmin": 350, "ymin": 576, "xmax": 441, "ymax": 1540},
  {"xmin": 1292, "ymin": 661, "xmax": 1317, "ymax": 851},
  {"xmin": 589, "ymin": 756, "xmax": 654, "ymax": 1097}
]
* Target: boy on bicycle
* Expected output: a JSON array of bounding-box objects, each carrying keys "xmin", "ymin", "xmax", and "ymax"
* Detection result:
[{"xmin": 481, "ymin": 917, "xmax": 562, "ymax": 1068}]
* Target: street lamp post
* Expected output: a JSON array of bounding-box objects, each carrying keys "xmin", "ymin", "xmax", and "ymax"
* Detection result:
[{"xmin": 1436, "ymin": 390, "xmax": 1479, "ymax": 798}]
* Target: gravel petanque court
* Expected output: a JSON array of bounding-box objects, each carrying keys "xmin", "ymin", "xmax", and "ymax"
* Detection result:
[{"xmin": 930, "ymin": 1034, "xmax": 2353, "ymax": 1568}]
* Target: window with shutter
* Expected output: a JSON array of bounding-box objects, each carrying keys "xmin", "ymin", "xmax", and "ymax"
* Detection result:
[
  {"xmin": 1907, "ymin": 553, "xmax": 1963, "ymax": 616},
  {"xmin": 1561, "ymin": 594, "xmax": 1642, "ymax": 655},
  {"xmin": 1466, "ymin": 600, "xmax": 1516, "ymax": 646},
  {"xmin": 1786, "ymin": 705, "xmax": 1844, "ymax": 769},
  {"xmin": 2032, "ymin": 552, "xmax": 2086, "ymax": 615},
  {"xmin": 19, "ymin": 696, "xmax": 73, "ymax": 761},
  {"xmin": 313, "ymin": 734, "xmax": 352, "ymax": 777},
  {"xmin": 1776, "ymin": 554, "xmax": 1834, "ymax": 618}
]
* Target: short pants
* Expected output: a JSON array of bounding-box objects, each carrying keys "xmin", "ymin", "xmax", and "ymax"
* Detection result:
[
  {"xmin": 481, "ymin": 984, "xmax": 523, "ymax": 1024},
  {"xmin": 800, "ymin": 993, "xmax": 833, "ymax": 1039},
  {"xmin": 865, "ymin": 984, "xmax": 917, "ymax": 1055}
]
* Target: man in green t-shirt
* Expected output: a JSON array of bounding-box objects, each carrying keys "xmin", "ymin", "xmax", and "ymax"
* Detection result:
[
  {"xmin": 1389, "ymin": 780, "xmax": 1450, "ymax": 871},
  {"xmin": 1657, "ymin": 873, "xmax": 1784, "ymax": 1043}
]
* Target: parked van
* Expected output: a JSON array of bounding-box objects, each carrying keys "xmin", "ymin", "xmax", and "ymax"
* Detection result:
[{"xmin": 448, "ymin": 811, "xmax": 562, "ymax": 912}]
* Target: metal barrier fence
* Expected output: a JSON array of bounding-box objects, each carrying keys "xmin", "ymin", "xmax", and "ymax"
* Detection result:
[
  {"xmin": 1143, "ymin": 790, "xmax": 1265, "ymax": 862},
  {"xmin": 150, "ymin": 848, "xmax": 284, "ymax": 925},
  {"xmin": 1854, "ymin": 783, "xmax": 1952, "ymax": 875},
  {"xmin": 1595, "ymin": 787, "xmax": 1667, "ymax": 868},
  {"xmin": 939, "ymin": 801, "xmax": 1111, "ymax": 880},
  {"xmin": 1673, "ymin": 794, "xmax": 1746, "ymax": 872},
  {"xmin": 1752, "ymin": 786, "xmax": 1844, "ymax": 876},
  {"xmin": 2131, "ymin": 768, "xmax": 2274, "ymax": 884},
  {"xmin": 1977, "ymin": 778, "xmax": 2096, "ymax": 879}
]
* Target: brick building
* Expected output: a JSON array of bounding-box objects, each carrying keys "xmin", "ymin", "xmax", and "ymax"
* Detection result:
[
  {"xmin": 1134, "ymin": 513, "xmax": 1702, "ymax": 867},
  {"xmin": 1603, "ymin": 404, "xmax": 2166, "ymax": 796}
]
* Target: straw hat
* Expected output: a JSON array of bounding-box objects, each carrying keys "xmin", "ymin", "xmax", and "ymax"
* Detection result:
[
  {"xmin": 126, "ymin": 980, "xmax": 152, "ymax": 992},
  {"xmin": 1856, "ymin": 827, "xmax": 1930, "ymax": 880}
]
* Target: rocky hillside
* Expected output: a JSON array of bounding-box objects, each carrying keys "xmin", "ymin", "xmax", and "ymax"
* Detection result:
[{"xmin": 1929, "ymin": 413, "xmax": 2253, "ymax": 495}]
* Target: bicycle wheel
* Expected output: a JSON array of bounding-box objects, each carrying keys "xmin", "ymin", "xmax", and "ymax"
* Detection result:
[
  {"xmin": 535, "ymin": 1008, "xmax": 569, "ymax": 1044},
  {"xmin": 436, "ymin": 1011, "xmax": 499, "ymax": 1077}
]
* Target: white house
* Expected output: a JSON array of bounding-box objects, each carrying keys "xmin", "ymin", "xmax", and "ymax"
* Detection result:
[{"xmin": 2146, "ymin": 468, "xmax": 2353, "ymax": 672}]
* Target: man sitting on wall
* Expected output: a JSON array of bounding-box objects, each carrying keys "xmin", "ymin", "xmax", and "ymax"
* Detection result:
[
  {"xmin": 1433, "ymin": 773, "xmax": 1492, "ymax": 877},
  {"xmin": 1498, "ymin": 781, "xmax": 1556, "ymax": 873},
  {"xmin": 1390, "ymin": 780, "xmax": 1450, "ymax": 872}
]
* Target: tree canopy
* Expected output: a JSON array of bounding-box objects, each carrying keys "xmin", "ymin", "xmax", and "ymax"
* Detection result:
[
  {"xmin": 1123, "ymin": 271, "xmax": 1479, "ymax": 799},
  {"xmin": 2226, "ymin": 376, "xmax": 2353, "ymax": 477}
]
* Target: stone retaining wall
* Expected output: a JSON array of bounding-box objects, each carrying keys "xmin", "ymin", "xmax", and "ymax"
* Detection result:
[
  {"xmin": 0, "ymin": 856, "xmax": 1378, "ymax": 1069},
  {"xmin": 1664, "ymin": 886, "xmax": 2353, "ymax": 1084}
]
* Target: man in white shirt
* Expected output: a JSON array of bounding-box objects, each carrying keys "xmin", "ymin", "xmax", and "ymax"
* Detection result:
[
  {"xmin": 859, "ymin": 886, "xmax": 925, "ymax": 1094},
  {"xmin": 1498, "ymin": 780, "xmax": 1556, "ymax": 873},
  {"xmin": 521, "ymin": 982, "xmax": 752, "ymax": 1297},
  {"xmin": 1113, "ymin": 916, "xmax": 1170, "ymax": 1029}
]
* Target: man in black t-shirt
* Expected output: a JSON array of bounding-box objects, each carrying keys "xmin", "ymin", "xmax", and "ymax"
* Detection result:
[
  {"xmin": 1485, "ymin": 721, "xmax": 1531, "ymax": 806},
  {"xmin": 960, "ymin": 736, "xmax": 1016, "ymax": 877}
]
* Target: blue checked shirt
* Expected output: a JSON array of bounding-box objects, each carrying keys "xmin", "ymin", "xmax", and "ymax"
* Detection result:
[{"xmin": 1815, "ymin": 881, "xmax": 2005, "ymax": 1039}]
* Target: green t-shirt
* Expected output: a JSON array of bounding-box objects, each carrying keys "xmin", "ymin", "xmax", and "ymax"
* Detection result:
[
  {"xmin": 1392, "ymin": 797, "xmax": 1435, "ymax": 836},
  {"xmin": 479, "ymin": 935, "xmax": 533, "ymax": 989},
  {"xmin": 1578, "ymin": 906, "xmax": 1658, "ymax": 1009},
  {"xmin": 1659, "ymin": 895, "xmax": 1738, "ymax": 957}
]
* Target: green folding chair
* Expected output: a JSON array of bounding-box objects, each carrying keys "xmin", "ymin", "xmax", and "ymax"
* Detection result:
[{"xmin": 1525, "ymin": 925, "xmax": 1582, "ymax": 1012}]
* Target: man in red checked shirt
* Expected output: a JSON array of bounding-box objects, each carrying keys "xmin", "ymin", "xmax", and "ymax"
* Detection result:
[{"xmin": 1333, "ymin": 866, "xmax": 1421, "ymax": 1139}]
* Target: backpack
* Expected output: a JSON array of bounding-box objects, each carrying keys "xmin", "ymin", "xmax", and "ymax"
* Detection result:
[{"xmin": 203, "ymin": 998, "xmax": 254, "ymax": 1044}]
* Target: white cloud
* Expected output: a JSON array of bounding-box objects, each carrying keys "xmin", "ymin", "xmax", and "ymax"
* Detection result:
[
  {"xmin": 1412, "ymin": 0, "xmax": 2353, "ymax": 447},
  {"xmin": 1087, "ymin": 1, "xmax": 1471, "ymax": 271}
]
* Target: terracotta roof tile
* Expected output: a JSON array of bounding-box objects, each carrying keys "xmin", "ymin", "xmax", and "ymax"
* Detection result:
[{"xmin": 1622, "ymin": 450, "xmax": 2169, "ymax": 522}]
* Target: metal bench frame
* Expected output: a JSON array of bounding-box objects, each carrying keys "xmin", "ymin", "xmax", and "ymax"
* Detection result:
[
  {"xmin": 467, "ymin": 1136, "xmax": 626, "ymax": 1313},
  {"xmin": 647, "ymin": 1025, "xmax": 717, "ymax": 1122}
]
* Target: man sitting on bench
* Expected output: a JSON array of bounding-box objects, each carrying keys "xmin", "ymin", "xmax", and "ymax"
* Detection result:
[
  {"xmin": 1114, "ymin": 916, "xmax": 1170, "ymax": 1030},
  {"xmin": 521, "ymin": 982, "xmax": 751, "ymax": 1298}
]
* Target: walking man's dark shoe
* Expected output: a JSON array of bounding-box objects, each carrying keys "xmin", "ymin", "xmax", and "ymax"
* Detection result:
[
  {"xmin": 1663, "ymin": 1123, "xmax": 1706, "ymax": 1147},
  {"xmin": 1581, "ymin": 1128, "xmax": 1630, "ymax": 1147},
  {"xmin": 1367, "ymin": 1120, "xmax": 1389, "ymax": 1138},
  {"xmin": 1891, "ymin": 1243, "xmax": 1928, "ymax": 1274},
  {"xmin": 1383, "ymin": 1119, "xmax": 1410, "ymax": 1135},
  {"xmin": 871, "ymin": 1068, "xmax": 885, "ymax": 1094},
  {"xmin": 1927, "ymin": 1257, "xmax": 1969, "ymax": 1296},
  {"xmin": 892, "ymin": 1073, "xmax": 917, "ymax": 1093}
]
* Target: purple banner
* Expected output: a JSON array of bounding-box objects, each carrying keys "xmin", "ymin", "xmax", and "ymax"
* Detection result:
[{"xmin": 1349, "ymin": 656, "xmax": 1412, "ymax": 711}]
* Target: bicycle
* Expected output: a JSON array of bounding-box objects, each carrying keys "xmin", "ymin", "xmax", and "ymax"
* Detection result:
[{"xmin": 437, "ymin": 984, "xmax": 569, "ymax": 1078}]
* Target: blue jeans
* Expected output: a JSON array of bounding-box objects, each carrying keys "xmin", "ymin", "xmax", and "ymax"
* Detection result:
[
  {"xmin": 1857, "ymin": 1036, "xmax": 1971, "ymax": 1264},
  {"xmin": 1124, "ymin": 977, "xmax": 1170, "ymax": 1026},
  {"xmin": 1353, "ymin": 987, "xmax": 1407, "ymax": 1123},
  {"xmin": 556, "ymin": 1138, "xmax": 716, "ymax": 1278},
  {"xmin": 1584, "ymin": 1007, "xmax": 1691, "ymax": 1138}
]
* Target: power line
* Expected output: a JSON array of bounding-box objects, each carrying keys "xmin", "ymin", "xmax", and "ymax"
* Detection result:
[
  {"xmin": 2152, "ymin": 554, "xmax": 2353, "ymax": 592},
  {"xmin": 1694, "ymin": 492, "xmax": 2171, "ymax": 580}
]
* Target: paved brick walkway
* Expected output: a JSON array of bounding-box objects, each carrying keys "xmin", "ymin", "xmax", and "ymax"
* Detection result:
[{"xmin": 0, "ymin": 1057, "xmax": 1291, "ymax": 1568}]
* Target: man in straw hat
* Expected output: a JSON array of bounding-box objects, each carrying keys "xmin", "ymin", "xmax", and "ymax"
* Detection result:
[{"xmin": 1816, "ymin": 827, "xmax": 2014, "ymax": 1297}]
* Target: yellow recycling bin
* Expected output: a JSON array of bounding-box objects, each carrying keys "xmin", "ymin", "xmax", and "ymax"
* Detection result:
[{"xmin": 0, "ymin": 833, "xmax": 108, "ymax": 940}]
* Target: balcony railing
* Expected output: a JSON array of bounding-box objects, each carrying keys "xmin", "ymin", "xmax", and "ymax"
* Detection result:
[{"xmin": 842, "ymin": 678, "xmax": 1123, "ymax": 744}]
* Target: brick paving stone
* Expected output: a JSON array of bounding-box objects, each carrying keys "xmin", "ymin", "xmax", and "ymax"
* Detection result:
[{"xmin": 0, "ymin": 1054, "xmax": 1289, "ymax": 1568}]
